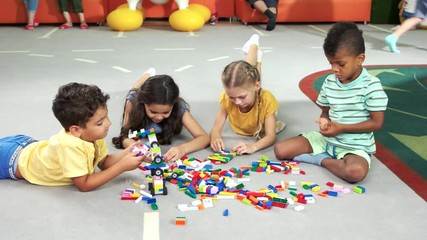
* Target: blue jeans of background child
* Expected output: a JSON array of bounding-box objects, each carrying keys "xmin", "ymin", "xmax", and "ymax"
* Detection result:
[
  {"xmin": 0, "ymin": 135, "xmax": 36, "ymax": 179},
  {"xmin": 23, "ymin": 0, "xmax": 39, "ymax": 12}
]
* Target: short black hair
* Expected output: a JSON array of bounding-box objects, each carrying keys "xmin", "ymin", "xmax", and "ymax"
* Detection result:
[
  {"xmin": 52, "ymin": 82, "xmax": 110, "ymax": 130},
  {"xmin": 323, "ymin": 22, "xmax": 365, "ymax": 57}
]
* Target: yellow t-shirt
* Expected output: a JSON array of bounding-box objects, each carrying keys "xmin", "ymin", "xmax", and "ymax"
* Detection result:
[
  {"xmin": 18, "ymin": 129, "xmax": 108, "ymax": 186},
  {"xmin": 219, "ymin": 89, "xmax": 279, "ymax": 136}
]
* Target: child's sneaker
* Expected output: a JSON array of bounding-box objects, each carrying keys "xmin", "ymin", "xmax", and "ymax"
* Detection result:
[{"xmin": 275, "ymin": 121, "xmax": 286, "ymax": 133}]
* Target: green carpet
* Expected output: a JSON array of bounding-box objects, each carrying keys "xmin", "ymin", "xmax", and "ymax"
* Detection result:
[{"xmin": 299, "ymin": 65, "xmax": 427, "ymax": 201}]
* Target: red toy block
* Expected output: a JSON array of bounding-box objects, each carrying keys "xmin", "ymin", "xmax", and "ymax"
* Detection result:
[{"xmin": 326, "ymin": 182, "xmax": 335, "ymax": 187}]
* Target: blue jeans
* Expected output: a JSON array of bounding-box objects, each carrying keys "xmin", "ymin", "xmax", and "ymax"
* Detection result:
[
  {"xmin": 0, "ymin": 135, "xmax": 37, "ymax": 179},
  {"xmin": 23, "ymin": 0, "xmax": 39, "ymax": 12}
]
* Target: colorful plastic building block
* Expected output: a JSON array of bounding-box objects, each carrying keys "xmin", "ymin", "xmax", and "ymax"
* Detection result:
[
  {"xmin": 223, "ymin": 209, "xmax": 229, "ymax": 216},
  {"xmin": 353, "ymin": 185, "xmax": 366, "ymax": 194},
  {"xmin": 134, "ymin": 130, "xmax": 168, "ymax": 196},
  {"xmin": 151, "ymin": 203, "xmax": 159, "ymax": 210},
  {"xmin": 294, "ymin": 205, "xmax": 304, "ymax": 212},
  {"xmin": 175, "ymin": 216, "xmax": 186, "ymax": 226},
  {"xmin": 128, "ymin": 128, "xmax": 154, "ymax": 140},
  {"xmin": 208, "ymin": 150, "xmax": 237, "ymax": 164},
  {"xmin": 131, "ymin": 143, "xmax": 151, "ymax": 156},
  {"xmin": 148, "ymin": 168, "xmax": 168, "ymax": 196}
]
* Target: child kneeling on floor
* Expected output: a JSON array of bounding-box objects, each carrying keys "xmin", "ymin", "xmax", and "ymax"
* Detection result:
[
  {"xmin": 0, "ymin": 82, "xmax": 147, "ymax": 191},
  {"xmin": 274, "ymin": 22, "xmax": 388, "ymax": 183}
]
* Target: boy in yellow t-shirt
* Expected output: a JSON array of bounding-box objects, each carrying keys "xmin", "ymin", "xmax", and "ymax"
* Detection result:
[{"xmin": 0, "ymin": 82, "xmax": 146, "ymax": 191}]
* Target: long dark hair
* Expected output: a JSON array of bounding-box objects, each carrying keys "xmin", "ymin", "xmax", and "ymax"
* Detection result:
[{"xmin": 112, "ymin": 75, "xmax": 187, "ymax": 148}]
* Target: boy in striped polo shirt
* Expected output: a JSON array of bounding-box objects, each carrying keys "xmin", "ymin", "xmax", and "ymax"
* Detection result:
[{"xmin": 274, "ymin": 22, "xmax": 388, "ymax": 183}]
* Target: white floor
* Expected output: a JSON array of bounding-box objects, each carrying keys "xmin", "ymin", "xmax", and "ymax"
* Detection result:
[{"xmin": 0, "ymin": 21, "xmax": 426, "ymax": 240}]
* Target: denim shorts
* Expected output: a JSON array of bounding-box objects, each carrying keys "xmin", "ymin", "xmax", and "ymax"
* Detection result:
[
  {"xmin": 0, "ymin": 135, "xmax": 37, "ymax": 179},
  {"xmin": 402, "ymin": 10, "xmax": 415, "ymax": 20},
  {"xmin": 247, "ymin": 0, "xmax": 278, "ymax": 8}
]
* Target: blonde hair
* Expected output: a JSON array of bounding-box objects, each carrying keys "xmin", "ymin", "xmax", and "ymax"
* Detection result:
[
  {"xmin": 222, "ymin": 60, "xmax": 260, "ymax": 88},
  {"xmin": 222, "ymin": 60, "xmax": 263, "ymax": 140}
]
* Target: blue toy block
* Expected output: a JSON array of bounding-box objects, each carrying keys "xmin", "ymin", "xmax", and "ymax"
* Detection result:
[{"xmin": 223, "ymin": 209, "xmax": 229, "ymax": 216}]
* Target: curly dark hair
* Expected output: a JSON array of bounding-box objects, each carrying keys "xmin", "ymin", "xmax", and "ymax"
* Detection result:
[
  {"xmin": 112, "ymin": 75, "xmax": 187, "ymax": 148},
  {"xmin": 323, "ymin": 22, "xmax": 365, "ymax": 57},
  {"xmin": 52, "ymin": 82, "xmax": 110, "ymax": 130}
]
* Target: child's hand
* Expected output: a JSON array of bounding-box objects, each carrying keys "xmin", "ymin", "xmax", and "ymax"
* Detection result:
[
  {"xmin": 124, "ymin": 140, "xmax": 142, "ymax": 152},
  {"xmin": 143, "ymin": 155, "xmax": 153, "ymax": 163},
  {"xmin": 163, "ymin": 146, "xmax": 184, "ymax": 162},
  {"xmin": 315, "ymin": 118, "xmax": 329, "ymax": 131},
  {"xmin": 232, "ymin": 142, "xmax": 255, "ymax": 155},
  {"xmin": 319, "ymin": 121, "xmax": 342, "ymax": 137},
  {"xmin": 120, "ymin": 151, "xmax": 146, "ymax": 171},
  {"xmin": 125, "ymin": 141, "xmax": 152, "ymax": 163},
  {"xmin": 210, "ymin": 138, "xmax": 225, "ymax": 152}
]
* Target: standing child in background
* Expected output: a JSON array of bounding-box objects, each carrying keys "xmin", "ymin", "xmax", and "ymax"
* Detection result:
[
  {"xmin": 400, "ymin": 0, "xmax": 418, "ymax": 22},
  {"xmin": 385, "ymin": 0, "xmax": 427, "ymax": 53},
  {"xmin": 57, "ymin": 0, "xmax": 88, "ymax": 29},
  {"xmin": 112, "ymin": 69, "xmax": 210, "ymax": 162},
  {"xmin": 210, "ymin": 34, "xmax": 286, "ymax": 156},
  {"xmin": 391, "ymin": 0, "xmax": 418, "ymax": 31},
  {"xmin": 0, "ymin": 83, "xmax": 147, "ymax": 192},
  {"xmin": 22, "ymin": 0, "xmax": 39, "ymax": 30},
  {"xmin": 246, "ymin": 0, "xmax": 278, "ymax": 31},
  {"xmin": 274, "ymin": 22, "xmax": 388, "ymax": 183}
]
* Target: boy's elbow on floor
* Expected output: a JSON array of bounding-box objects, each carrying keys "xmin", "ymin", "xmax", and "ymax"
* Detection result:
[
  {"xmin": 74, "ymin": 184, "xmax": 96, "ymax": 192},
  {"xmin": 76, "ymin": 186, "xmax": 92, "ymax": 192}
]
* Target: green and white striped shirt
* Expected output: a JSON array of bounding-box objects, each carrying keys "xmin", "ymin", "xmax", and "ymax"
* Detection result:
[{"xmin": 316, "ymin": 68, "xmax": 388, "ymax": 154}]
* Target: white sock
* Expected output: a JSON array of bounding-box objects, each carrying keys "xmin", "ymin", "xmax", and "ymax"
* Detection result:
[
  {"xmin": 145, "ymin": 67, "xmax": 156, "ymax": 77},
  {"xmin": 242, "ymin": 34, "xmax": 259, "ymax": 54}
]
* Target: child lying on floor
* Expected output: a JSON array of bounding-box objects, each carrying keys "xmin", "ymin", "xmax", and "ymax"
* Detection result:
[{"xmin": 0, "ymin": 82, "xmax": 147, "ymax": 191}]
